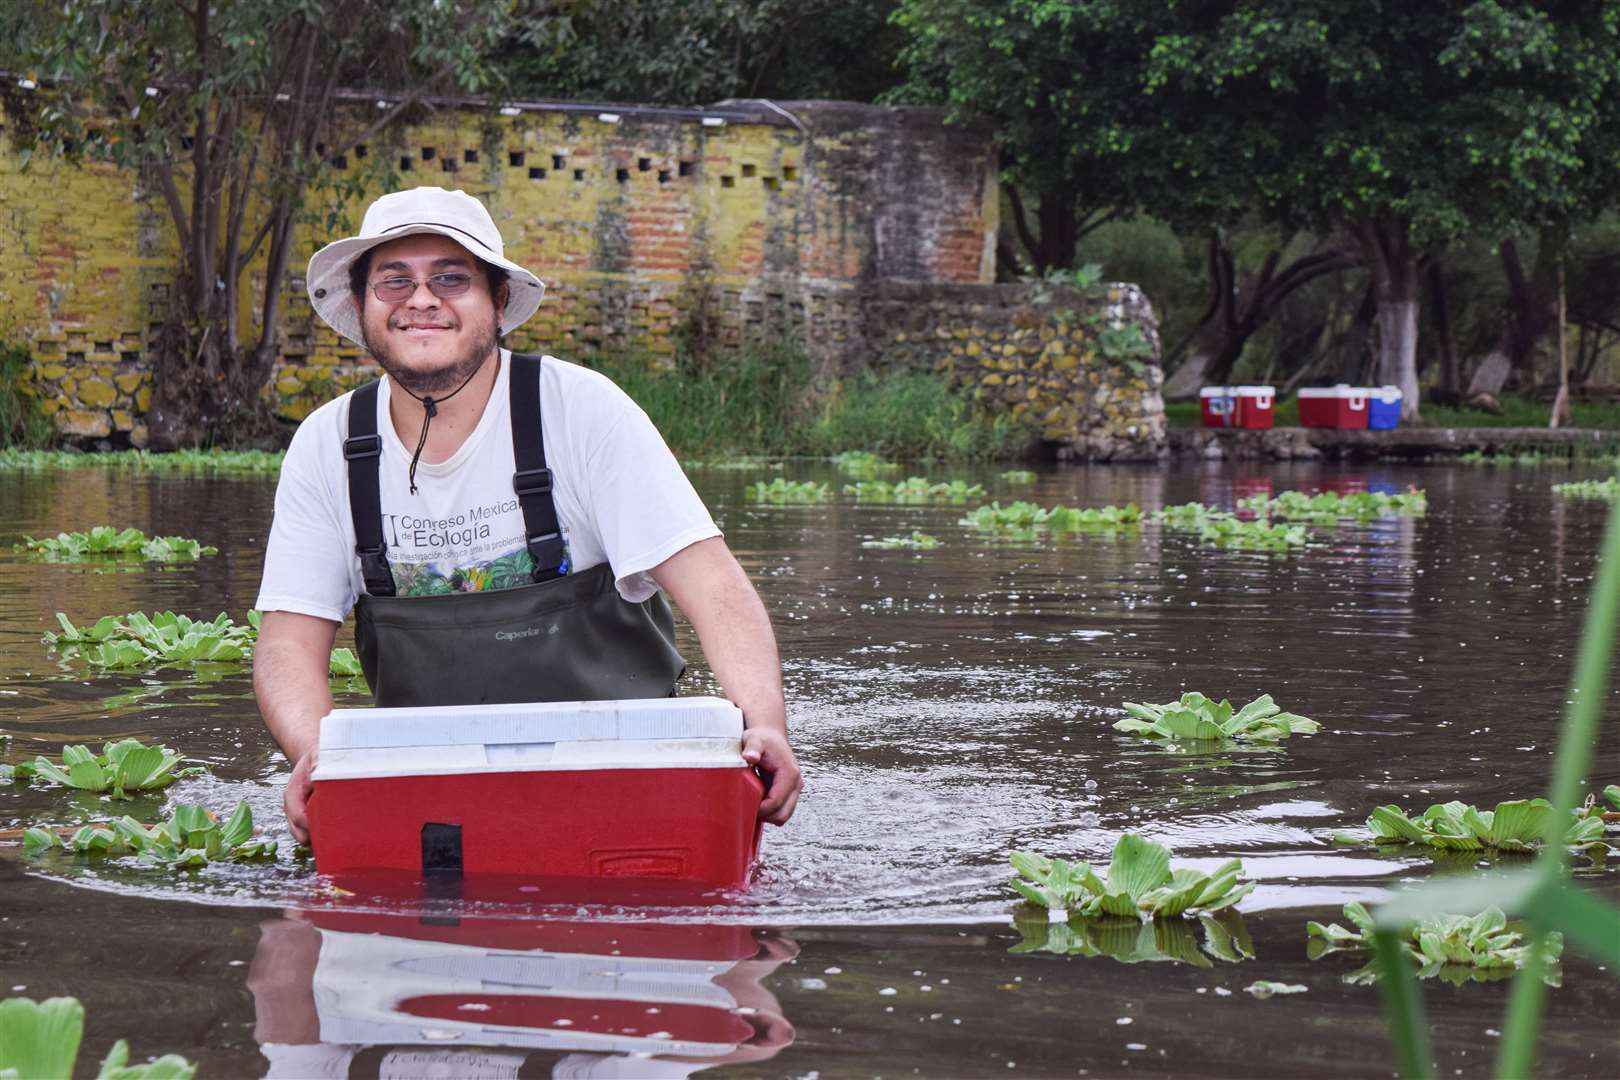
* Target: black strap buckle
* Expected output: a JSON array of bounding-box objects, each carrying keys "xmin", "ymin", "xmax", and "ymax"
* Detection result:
[
  {"xmin": 344, "ymin": 434, "xmax": 382, "ymax": 460},
  {"xmin": 513, "ymin": 467, "xmax": 554, "ymax": 496},
  {"xmin": 356, "ymin": 543, "xmax": 393, "ymax": 589},
  {"xmin": 525, "ymin": 530, "xmax": 565, "ymax": 576}
]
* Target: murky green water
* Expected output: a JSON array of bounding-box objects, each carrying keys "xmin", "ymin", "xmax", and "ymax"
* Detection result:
[{"xmin": 2, "ymin": 460, "xmax": 1617, "ymax": 1077}]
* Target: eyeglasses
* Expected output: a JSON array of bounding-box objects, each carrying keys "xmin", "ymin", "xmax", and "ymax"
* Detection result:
[{"xmin": 369, "ymin": 272, "xmax": 475, "ymax": 303}]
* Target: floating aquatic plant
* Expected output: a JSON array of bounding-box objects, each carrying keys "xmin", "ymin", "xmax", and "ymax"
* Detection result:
[
  {"xmin": 1336, "ymin": 798, "xmax": 1608, "ymax": 853},
  {"xmin": 1009, "ymin": 833, "xmax": 1254, "ymax": 918},
  {"xmin": 44, "ymin": 610, "xmax": 358, "ymax": 676},
  {"xmin": 1000, "ymin": 469, "xmax": 1037, "ymax": 484},
  {"xmin": 18, "ymin": 527, "xmax": 217, "ymax": 562},
  {"xmin": 1114, "ymin": 693, "xmax": 1320, "ymax": 745},
  {"xmin": 1149, "ymin": 503, "xmax": 1309, "ymax": 551},
  {"xmin": 23, "ymin": 800, "xmax": 277, "ymax": 867},
  {"xmin": 5, "ymin": 739, "xmax": 201, "ymax": 799},
  {"xmin": 860, "ymin": 532, "xmax": 941, "ymax": 550},
  {"xmin": 1010, "ymin": 907, "xmax": 1254, "ymax": 967},
  {"xmin": 0, "ymin": 448, "xmax": 283, "ymax": 473},
  {"xmin": 1552, "ymin": 478, "xmax": 1620, "ymax": 500},
  {"xmin": 329, "ymin": 647, "xmax": 364, "ymax": 677},
  {"xmin": 1307, "ymin": 902, "xmax": 1562, "ymax": 986},
  {"xmin": 1245, "ymin": 980, "xmax": 1308, "ymax": 998},
  {"xmin": 1239, "ymin": 488, "xmax": 1428, "ymax": 522},
  {"xmin": 960, "ymin": 500, "xmax": 1141, "ymax": 533},
  {"xmin": 843, "ymin": 477, "xmax": 986, "ymax": 503},
  {"xmin": 830, "ymin": 450, "xmax": 897, "ymax": 479},
  {"xmin": 0, "ymin": 996, "xmax": 194, "ymax": 1080},
  {"xmin": 748, "ymin": 478, "xmax": 830, "ymax": 504}
]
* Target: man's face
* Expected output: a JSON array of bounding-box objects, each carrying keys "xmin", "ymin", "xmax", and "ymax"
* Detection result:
[{"xmin": 355, "ymin": 233, "xmax": 506, "ymax": 397}]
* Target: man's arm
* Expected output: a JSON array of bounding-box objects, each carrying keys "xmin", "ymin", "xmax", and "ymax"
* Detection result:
[
  {"xmin": 650, "ymin": 536, "xmax": 800, "ymax": 825},
  {"xmin": 254, "ymin": 610, "xmax": 340, "ymax": 844}
]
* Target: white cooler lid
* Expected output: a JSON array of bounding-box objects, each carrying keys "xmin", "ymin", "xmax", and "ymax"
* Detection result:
[
  {"xmin": 1369, "ymin": 385, "xmax": 1402, "ymax": 403},
  {"xmin": 1298, "ymin": 384, "xmax": 1358, "ymax": 399},
  {"xmin": 313, "ymin": 696, "xmax": 747, "ymax": 780},
  {"xmin": 1231, "ymin": 385, "xmax": 1275, "ymax": 396},
  {"xmin": 1199, "ymin": 386, "xmax": 1233, "ymax": 398}
]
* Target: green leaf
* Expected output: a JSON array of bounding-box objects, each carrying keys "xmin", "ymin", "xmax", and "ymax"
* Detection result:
[
  {"xmin": 1105, "ymin": 833, "xmax": 1172, "ymax": 900},
  {"xmin": 1486, "ymin": 799, "xmax": 1549, "ymax": 846},
  {"xmin": 1245, "ymin": 981, "xmax": 1307, "ymax": 998},
  {"xmin": 1367, "ymin": 805, "xmax": 1428, "ymax": 843},
  {"xmin": 219, "ymin": 802, "xmax": 253, "ymax": 848},
  {"xmin": 0, "ymin": 997, "xmax": 84, "ymax": 1080},
  {"xmin": 22, "ymin": 828, "xmax": 58, "ymax": 855}
]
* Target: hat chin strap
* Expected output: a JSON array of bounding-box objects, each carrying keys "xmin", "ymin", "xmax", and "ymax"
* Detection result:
[{"xmin": 395, "ymin": 364, "xmax": 482, "ymax": 495}]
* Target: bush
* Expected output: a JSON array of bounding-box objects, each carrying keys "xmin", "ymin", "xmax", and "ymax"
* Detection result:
[{"xmin": 0, "ymin": 343, "xmax": 54, "ymax": 449}]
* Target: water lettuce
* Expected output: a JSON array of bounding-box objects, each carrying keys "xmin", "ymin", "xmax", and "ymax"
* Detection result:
[
  {"xmin": 1011, "ymin": 907, "xmax": 1254, "ymax": 967},
  {"xmin": 9, "ymin": 739, "xmax": 201, "ymax": 799},
  {"xmin": 45, "ymin": 610, "xmax": 361, "ymax": 676},
  {"xmin": 1115, "ymin": 693, "xmax": 1320, "ymax": 745},
  {"xmin": 1239, "ymin": 488, "xmax": 1428, "ymax": 521},
  {"xmin": 1150, "ymin": 503, "xmax": 1309, "ymax": 551},
  {"xmin": 1346, "ymin": 798, "xmax": 1608, "ymax": 853},
  {"xmin": 844, "ymin": 477, "xmax": 986, "ymax": 502},
  {"xmin": 0, "ymin": 996, "xmax": 194, "ymax": 1079},
  {"xmin": 23, "ymin": 800, "xmax": 277, "ymax": 867},
  {"xmin": 960, "ymin": 500, "xmax": 1141, "ymax": 532},
  {"xmin": 1552, "ymin": 478, "xmax": 1620, "ymax": 500},
  {"xmin": 1307, "ymin": 902, "xmax": 1562, "ymax": 986},
  {"xmin": 831, "ymin": 450, "xmax": 897, "ymax": 479},
  {"xmin": 749, "ymin": 478, "xmax": 830, "ymax": 503},
  {"xmin": 1000, "ymin": 469, "xmax": 1037, "ymax": 484},
  {"xmin": 861, "ymin": 532, "xmax": 941, "ymax": 550},
  {"xmin": 1009, "ymin": 833, "xmax": 1254, "ymax": 918},
  {"xmin": 19, "ymin": 527, "xmax": 216, "ymax": 562}
]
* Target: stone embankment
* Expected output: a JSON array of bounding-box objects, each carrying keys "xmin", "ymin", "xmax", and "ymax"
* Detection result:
[{"xmin": 1170, "ymin": 425, "xmax": 1620, "ymax": 461}]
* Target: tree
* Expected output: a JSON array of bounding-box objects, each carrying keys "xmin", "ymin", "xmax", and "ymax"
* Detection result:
[
  {"xmin": 0, "ymin": 1, "xmax": 516, "ymax": 447},
  {"xmin": 1143, "ymin": 1, "xmax": 1620, "ymax": 420}
]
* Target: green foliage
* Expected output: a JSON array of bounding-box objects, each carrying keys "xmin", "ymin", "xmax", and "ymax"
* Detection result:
[
  {"xmin": 44, "ymin": 609, "xmax": 357, "ymax": 676},
  {"xmin": 1010, "ymin": 907, "xmax": 1254, "ymax": 967},
  {"xmin": 1245, "ymin": 981, "xmax": 1307, "ymax": 999},
  {"xmin": 1151, "ymin": 503, "xmax": 1309, "ymax": 552},
  {"xmin": 748, "ymin": 479, "xmax": 830, "ymax": 504},
  {"xmin": 1240, "ymin": 489, "xmax": 1428, "ymax": 522},
  {"xmin": 1308, "ymin": 903, "xmax": 1562, "ymax": 987},
  {"xmin": 1424, "ymin": 393, "xmax": 1620, "ymax": 431},
  {"xmin": 19, "ymin": 527, "xmax": 217, "ymax": 562},
  {"xmin": 1000, "ymin": 469, "xmax": 1037, "ymax": 484},
  {"xmin": 0, "ymin": 342, "xmax": 54, "ymax": 450},
  {"xmin": 1553, "ymin": 478, "xmax": 1620, "ymax": 501},
  {"xmin": 328, "ymin": 647, "xmax": 364, "ymax": 678},
  {"xmin": 808, "ymin": 367, "xmax": 1036, "ymax": 461},
  {"xmin": 0, "ymin": 996, "xmax": 194, "ymax": 1079},
  {"xmin": 843, "ymin": 477, "xmax": 985, "ymax": 503},
  {"xmin": 23, "ymin": 800, "xmax": 277, "ymax": 868},
  {"xmin": 1008, "ymin": 834, "xmax": 1254, "ymax": 918},
  {"xmin": 1115, "ymin": 693, "xmax": 1319, "ymax": 746},
  {"xmin": 831, "ymin": 450, "xmax": 898, "ymax": 479},
  {"xmin": 959, "ymin": 501, "xmax": 1141, "ymax": 534},
  {"xmin": 10, "ymin": 739, "xmax": 201, "ymax": 800},
  {"xmin": 1345, "ymin": 799, "xmax": 1608, "ymax": 855},
  {"xmin": 0, "ymin": 449, "xmax": 284, "ymax": 473},
  {"xmin": 860, "ymin": 532, "xmax": 940, "ymax": 550}
]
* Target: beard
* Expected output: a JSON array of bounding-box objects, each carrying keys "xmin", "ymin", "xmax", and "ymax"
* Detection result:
[{"xmin": 362, "ymin": 317, "xmax": 500, "ymax": 398}]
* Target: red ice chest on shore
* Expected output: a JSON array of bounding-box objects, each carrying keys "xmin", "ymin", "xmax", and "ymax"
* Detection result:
[
  {"xmin": 308, "ymin": 697, "xmax": 764, "ymax": 886},
  {"xmin": 1230, "ymin": 385, "xmax": 1276, "ymax": 429},
  {"xmin": 1297, "ymin": 385, "xmax": 1369, "ymax": 429}
]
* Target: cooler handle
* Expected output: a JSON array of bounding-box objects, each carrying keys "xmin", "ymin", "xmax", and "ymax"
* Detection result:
[{"xmin": 1348, "ymin": 395, "xmax": 1366, "ymax": 410}]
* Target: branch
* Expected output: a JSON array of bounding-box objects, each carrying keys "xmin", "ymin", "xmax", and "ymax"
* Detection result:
[
  {"xmin": 153, "ymin": 162, "xmax": 192, "ymax": 257},
  {"xmin": 1004, "ymin": 182, "xmax": 1045, "ymax": 274},
  {"xmin": 1073, "ymin": 205, "xmax": 1124, "ymax": 245}
]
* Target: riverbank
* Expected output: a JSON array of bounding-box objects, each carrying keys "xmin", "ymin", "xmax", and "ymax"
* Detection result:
[{"xmin": 1170, "ymin": 424, "xmax": 1620, "ymax": 461}]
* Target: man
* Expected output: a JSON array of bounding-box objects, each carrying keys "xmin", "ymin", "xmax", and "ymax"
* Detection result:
[{"xmin": 253, "ymin": 186, "xmax": 800, "ymax": 843}]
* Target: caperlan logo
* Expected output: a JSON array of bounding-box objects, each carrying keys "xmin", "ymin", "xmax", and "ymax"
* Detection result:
[{"xmin": 495, "ymin": 626, "xmax": 551, "ymax": 642}]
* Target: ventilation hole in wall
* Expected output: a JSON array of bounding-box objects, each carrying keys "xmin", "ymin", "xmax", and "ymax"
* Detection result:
[
  {"xmin": 463, "ymin": 148, "xmax": 478, "ymax": 163},
  {"xmin": 421, "ymin": 147, "xmax": 436, "ymax": 160},
  {"xmin": 720, "ymin": 175, "xmax": 736, "ymax": 189},
  {"xmin": 95, "ymin": 341, "xmax": 114, "ymax": 353},
  {"xmin": 147, "ymin": 322, "xmax": 164, "ymax": 337},
  {"xmin": 528, "ymin": 166, "xmax": 547, "ymax": 180},
  {"xmin": 782, "ymin": 165, "xmax": 798, "ymax": 181},
  {"xmin": 657, "ymin": 170, "xmax": 671, "ymax": 184},
  {"xmin": 66, "ymin": 351, "xmax": 85, "ymax": 362},
  {"xmin": 637, "ymin": 157, "xmax": 651, "ymax": 172},
  {"xmin": 741, "ymin": 163, "xmax": 756, "ymax": 177},
  {"xmin": 355, "ymin": 145, "xmax": 368, "ymax": 159},
  {"xmin": 442, "ymin": 158, "xmax": 457, "ymax": 172},
  {"xmin": 509, "ymin": 151, "xmax": 525, "ymax": 167},
  {"xmin": 400, "ymin": 156, "xmax": 413, "ymax": 172},
  {"xmin": 763, "ymin": 176, "xmax": 780, "ymax": 191},
  {"xmin": 332, "ymin": 154, "xmax": 347, "ymax": 169},
  {"xmin": 678, "ymin": 160, "xmax": 694, "ymax": 177},
  {"xmin": 573, "ymin": 168, "xmax": 585, "ymax": 182},
  {"xmin": 552, "ymin": 154, "xmax": 566, "ymax": 170},
  {"xmin": 615, "ymin": 167, "xmax": 630, "ymax": 183},
  {"xmin": 122, "ymin": 350, "xmax": 141, "ymax": 364}
]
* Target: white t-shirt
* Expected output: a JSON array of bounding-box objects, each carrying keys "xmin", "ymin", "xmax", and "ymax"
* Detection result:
[{"xmin": 256, "ymin": 351, "xmax": 718, "ymax": 622}]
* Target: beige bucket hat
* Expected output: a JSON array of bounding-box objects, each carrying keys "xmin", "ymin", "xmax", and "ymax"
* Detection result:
[{"xmin": 305, "ymin": 186, "xmax": 545, "ymax": 347}]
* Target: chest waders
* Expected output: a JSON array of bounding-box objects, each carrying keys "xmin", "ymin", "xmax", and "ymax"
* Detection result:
[{"xmin": 343, "ymin": 353, "xmax": 685, "ymax": 708}]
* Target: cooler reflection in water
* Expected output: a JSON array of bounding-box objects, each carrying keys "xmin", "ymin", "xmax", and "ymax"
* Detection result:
[{"xmin": 249, "ymin": 909, "xmax": 796, "ymax": 1078}]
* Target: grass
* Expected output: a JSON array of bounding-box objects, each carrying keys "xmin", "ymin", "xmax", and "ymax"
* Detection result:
[
  {"xmin": 0, "ymin": 343, "xmax": 54, "ymax": 450},
  {"xmin": 1165, "ymin": 392, "xmax": 1620, "ymax": 430},
  {"xmin": 582, "ymin": 343, "xmax": 1037, "ymax": 461}
]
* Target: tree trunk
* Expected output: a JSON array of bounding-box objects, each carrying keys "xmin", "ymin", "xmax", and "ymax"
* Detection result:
[
  {"xmin": 1348, "ymin": 216, "xmax": 1422, "ymax": 421},
  {"xmin": 1337, "ymin": 280, "xmax": 1378, "ymax": 384},
  {"xmin": 1463, "ymin": 235, "xmax": 1560, "ymax": 399},
  {"xmin": 1427, "ymin": 259, "xmax": 1460, "ymax": 402}
]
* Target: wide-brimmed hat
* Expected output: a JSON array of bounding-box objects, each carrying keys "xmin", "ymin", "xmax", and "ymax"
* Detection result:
[{"xmin": 305, "ymin": 186, "xmax": 545, "ymax": 347}]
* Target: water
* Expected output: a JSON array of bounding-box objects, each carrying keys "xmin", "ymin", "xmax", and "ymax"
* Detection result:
[{"xmin": 2, "ymin": 459, "xmax": 1617, "ymax": 1076}]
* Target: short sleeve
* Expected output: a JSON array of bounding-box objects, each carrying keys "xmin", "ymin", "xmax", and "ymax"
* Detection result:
[
  {"xmin": 254, "ymin": 408, "xmax": 357, "ymax": 622},
  {"xmin": 580, "ymin": 390, "xmax": 720, "ymax": 602}
]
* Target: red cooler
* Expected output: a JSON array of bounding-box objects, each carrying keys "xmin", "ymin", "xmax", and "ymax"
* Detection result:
[
  {"xmin": 1297, "ymin": 385, "xmax": 1368, "ymax": 429},
  {"xmin": 1199, "ymin": 386, "xmax": 1235, "ymax": 428},
  {"xmin": 1231, "ymin": 385, "xmax": 1276, "ymax": 429},
  {"xmin": 309, "ymin": 697, "xmax": 764, "ymax": 886}
]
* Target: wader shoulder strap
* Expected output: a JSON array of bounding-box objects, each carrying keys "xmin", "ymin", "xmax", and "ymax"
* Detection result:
[
  {"xmin": 344, "ymin": 380, "xmax": 398, "ymax": 597},
  {"xmin": 509, "ymin": 352, "xmax": 566, "ymax": 582}
]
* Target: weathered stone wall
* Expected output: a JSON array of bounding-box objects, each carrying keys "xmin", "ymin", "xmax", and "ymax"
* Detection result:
[{"xmin": 0, "ymin": 94, "xmax": 1164, "ymax": 455}]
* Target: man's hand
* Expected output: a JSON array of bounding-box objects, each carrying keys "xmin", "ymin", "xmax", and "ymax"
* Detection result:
[
  {"xmin": 284, "ymin": 749, "xmax": 318, "ymax": 846},
  {"xmin": 742, "ymin": 725, "xmax": 800, "ymax": 825}
]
